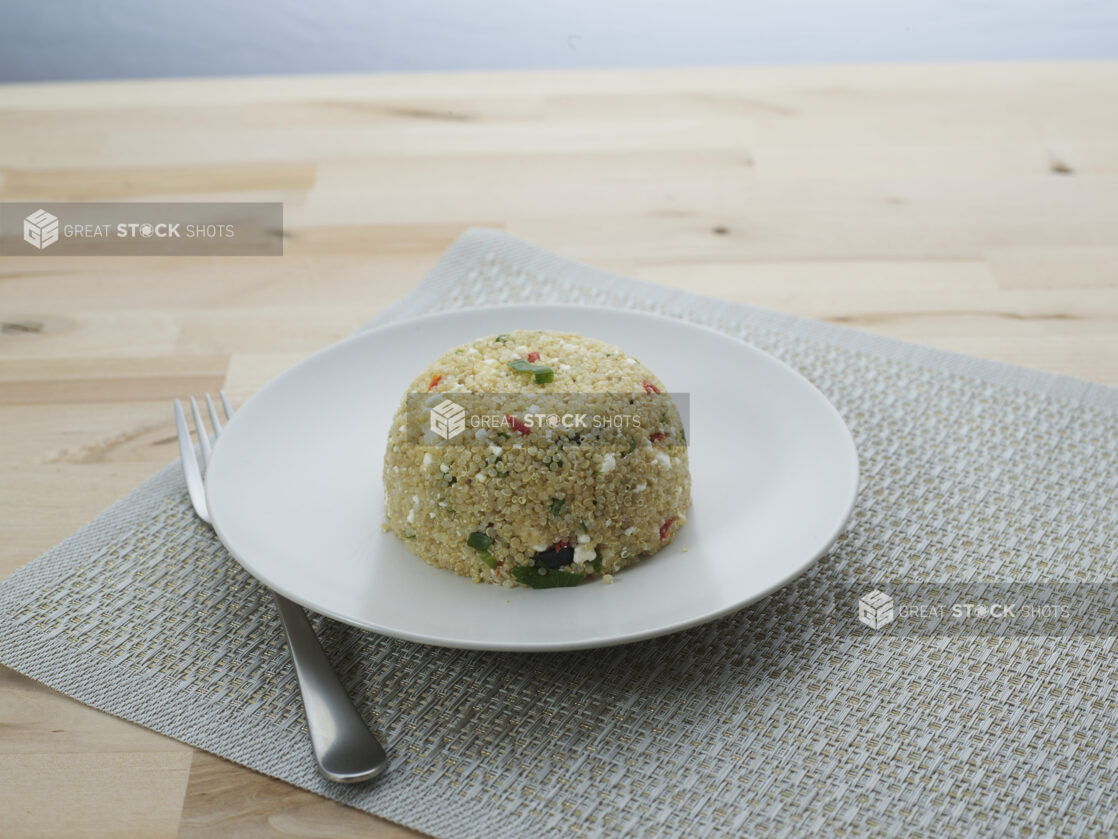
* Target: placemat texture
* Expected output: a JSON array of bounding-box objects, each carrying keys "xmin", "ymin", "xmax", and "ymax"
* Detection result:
[{"xmin": 2, "ymin": 229, "xmax": 1117, "ymax": 838}]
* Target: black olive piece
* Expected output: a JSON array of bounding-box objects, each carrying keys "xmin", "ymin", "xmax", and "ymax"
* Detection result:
[{"xmin": 533, "ymin": 544, "xmax": 575, "ymax": 569}]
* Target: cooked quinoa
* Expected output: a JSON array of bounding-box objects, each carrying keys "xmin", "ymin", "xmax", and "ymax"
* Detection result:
[{"xmin": 383, "ymin": 330, "xmax": 691, "ymax": 588}]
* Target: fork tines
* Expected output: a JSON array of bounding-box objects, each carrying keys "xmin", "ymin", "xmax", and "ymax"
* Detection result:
[{"xmin": 173, "ymin": 390, "xmax": 234, "ymax": 525}]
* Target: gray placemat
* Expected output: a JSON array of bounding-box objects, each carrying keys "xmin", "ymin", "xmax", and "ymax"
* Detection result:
[{"xmin": 2, "ymin": 229, "xmax": 1117, "ymax": 838}]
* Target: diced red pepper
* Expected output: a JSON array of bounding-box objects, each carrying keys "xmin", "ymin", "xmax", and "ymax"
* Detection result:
[
  {"xmin": 643, "ymin": 380, "xmax": 660, "ymax": 394},
  {"xmin": 649, "ymin": 431, "xmax": 666, "ymax": 443},
  {"xmin": 505, "ymin": 414, "xmax": 531, "ymax": 435},
  {"xmin": 427, "ymin": 373, "xmax": 443, "ymax": 391},
  {"xmin": 555, "ymin": 540, "xmax": 570, "ymax": 550},
  {"xmin": 659, "ymin": 518, "xmax": 675, "ymax": 540},
  {"xmin": 526, "ymin": 351, "xmax": 540, "ymax": 363}
]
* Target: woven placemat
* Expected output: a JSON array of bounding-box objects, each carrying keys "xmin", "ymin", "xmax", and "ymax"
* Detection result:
[{"xmin": 2, "ymin": 229, "xmax": 1117, "ymax": 838}]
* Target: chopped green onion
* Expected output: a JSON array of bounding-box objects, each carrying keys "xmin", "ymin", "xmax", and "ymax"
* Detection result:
[
  {"xmin": 550, "ymin": 497, "xmax": 566, "ymax": 517},
  {"xmin": 467, "ymin": 531, "xmax": 498, "ymax": 568},
  {"xmin": 590, "ymin": 549, "xmax": 603, "ymax": 573},
  {"xmin": 511, "ymin": 566, "xmax": 583, "ymax": 588},
  {"xmin": 494, "ymin": 334, "xmax": 509, "ymax": 342},
  {"xmin": 507, "ymin": 358, "xmax": 555, "ymax": 384}
]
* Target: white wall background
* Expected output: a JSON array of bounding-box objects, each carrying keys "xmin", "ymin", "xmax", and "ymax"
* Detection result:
[{"xmin": 2, "ymin": 0, "xmax": 1116, "ymax": 82}]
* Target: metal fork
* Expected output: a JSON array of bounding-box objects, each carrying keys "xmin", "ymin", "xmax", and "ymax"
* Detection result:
[{"xmin": 174, "ymin": 392, "xmax": 388, "ymax": 783}]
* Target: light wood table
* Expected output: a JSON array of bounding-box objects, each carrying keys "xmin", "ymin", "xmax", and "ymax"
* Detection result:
[{"xmin": 1, "ymin": 62, "xmax": 1116, "ymax": 837}]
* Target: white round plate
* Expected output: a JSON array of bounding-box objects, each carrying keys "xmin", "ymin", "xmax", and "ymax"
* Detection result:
[{"xmin": 206, "ymin": 305, "xmax": 858, "ymax": 651}]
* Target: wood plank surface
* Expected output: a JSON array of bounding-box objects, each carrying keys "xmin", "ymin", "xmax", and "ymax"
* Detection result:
[{"xmin": 1, "ymin": 62, "xmax": 1116, "ymax": 837}]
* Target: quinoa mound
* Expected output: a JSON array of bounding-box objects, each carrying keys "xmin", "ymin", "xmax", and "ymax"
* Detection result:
[{"xmin": 383, "ymin": 330, "xmax": 691, "ymax": 588}]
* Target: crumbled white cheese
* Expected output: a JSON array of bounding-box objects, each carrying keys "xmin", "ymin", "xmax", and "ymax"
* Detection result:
[
  {"xmin": 489, "ymin": 443, "xmax": 503, "ymax": 456},
  {"xmin": 475, "ymin": 472, "xmax": 487, "ymax": 483},
  {"xmin": 440, "ymin": 464, "xmax": 450, "ymax": 474},
  {"xmin": 577, "ymin": 533, "xmax": 591, "ymax": 544},
  {"xmin": 600, "ymin": 453, "xmax": 617, "ymax": 474},
  {"xmin": 624, "ymin": 526, "xmax": 636, "ymax": 536},
  {"xmin": 406, "ymin": 509, "xmax": 415, "ymax": 524},
  {"xmin": 574, "ymin": 544, "xmax": 596, "ymax": 565},
  {"xmin": 632, "ymin": 482, "xmax": 647, "ymax": 493},
  {"xmin": 654, "ymin": 451, "xmax": 672, "ymax": 468},
  {"xmin": 422, "ymin": 452, "xmax": 433, "ymax": 469}
]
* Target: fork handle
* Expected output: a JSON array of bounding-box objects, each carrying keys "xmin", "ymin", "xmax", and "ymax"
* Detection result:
[{"xmin": 272, "ymin": 593, "xmax": 389, "ymax": 783}]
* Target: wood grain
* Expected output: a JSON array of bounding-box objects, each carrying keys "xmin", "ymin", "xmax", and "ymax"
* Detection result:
[{"xmin": 1, "ymin": 62, "xmax": 1116, "ymax": 837}]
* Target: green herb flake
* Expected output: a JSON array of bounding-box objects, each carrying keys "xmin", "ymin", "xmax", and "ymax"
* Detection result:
[
  {"xmin": 511, "ymin": 566, "xmax": 584, "ymax": 589},
  {"xmin": 467, "ymin": 531, "xmax": 493, "ymax": 552},
  {"xmin": 494, "ymin": 334, "xmax": 510, "ymax": 343},
  {"xmin": 550, "ymin": 497, "xmax": 566, "ymax": 517},
  {"xmin": 467, "ymin": 531, "xmax": 498, "ymax": 568}
]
